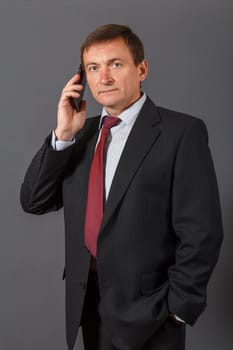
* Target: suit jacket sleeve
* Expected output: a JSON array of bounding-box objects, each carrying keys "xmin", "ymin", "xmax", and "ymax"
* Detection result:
[
  {"xmin": 168, "ymin": 118, "xmax": 223, "ymax": 325},
  {"xmin": 20, "ymin": 133, "xmax": 75, "ymax": 214}
]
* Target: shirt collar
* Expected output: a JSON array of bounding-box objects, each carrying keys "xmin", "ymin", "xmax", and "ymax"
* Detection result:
[{"xmin": 98, "ymin": 92, "xmax": 147, "ymax": 129}]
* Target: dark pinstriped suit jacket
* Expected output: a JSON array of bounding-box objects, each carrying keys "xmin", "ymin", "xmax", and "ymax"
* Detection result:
[{"xmin": 20, "ymin": 97, "xmax": 223, "ymax": 350}]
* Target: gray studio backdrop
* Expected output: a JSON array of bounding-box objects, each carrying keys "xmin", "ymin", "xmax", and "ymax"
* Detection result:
[{"xmin": 0, "ymin": 0, "xmax": 232, "ymax": 349}]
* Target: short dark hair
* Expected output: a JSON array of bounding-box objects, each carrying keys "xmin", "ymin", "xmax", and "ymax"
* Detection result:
[{"xmin": 80, "ymin": 24, "xmax": 144, "ymax": 66}]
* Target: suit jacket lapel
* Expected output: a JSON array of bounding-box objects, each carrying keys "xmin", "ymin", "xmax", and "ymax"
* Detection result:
[{"xmin": 101, "ymin": 98, "xmax": 161, "ymax": 233}]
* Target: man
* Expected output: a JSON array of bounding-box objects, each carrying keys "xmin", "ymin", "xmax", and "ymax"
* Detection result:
[{"xmin": 20, "ymin": 24, "xmax": 223, "ymax": 350}]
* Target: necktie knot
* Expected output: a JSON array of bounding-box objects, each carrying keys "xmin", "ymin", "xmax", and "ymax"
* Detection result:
[{"xmin": 103, "ymin": 116, "xmax": 121, "ymax": 130}]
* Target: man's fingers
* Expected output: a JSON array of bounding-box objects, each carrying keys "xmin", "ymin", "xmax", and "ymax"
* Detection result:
[
  {"xmin": 65, "ymin": 73, "xmax": 81, "ymax": 87},
  {"xmin": 62, "ymin": 84, "xmax": 84, "ymax": 95},
  {"xmin": 60, "ymin": 85, "xmax": 84, "ymax": 102},
  {"xmin": 58, "ymin": 76, "xmax": 86, "ymax": 111}
]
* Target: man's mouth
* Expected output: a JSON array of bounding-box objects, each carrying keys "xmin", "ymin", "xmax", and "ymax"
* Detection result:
[{"xmin": 99, "ymin": 88, "xmax": 118, "ymax": 94}]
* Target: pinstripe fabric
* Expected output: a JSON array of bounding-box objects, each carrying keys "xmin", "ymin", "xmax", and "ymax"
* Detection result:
[{"xmin": 21, "ymin": 96, "xmax": 223, "ymax": 350}]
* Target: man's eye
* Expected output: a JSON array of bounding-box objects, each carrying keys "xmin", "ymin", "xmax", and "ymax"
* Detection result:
[
  {"xmin": 89, "ymin": 66, "xmax": 97, "ymax": 72},
  {"xmin": 113, "ymin": 62, "xmax": 121, "ymax": 68}
]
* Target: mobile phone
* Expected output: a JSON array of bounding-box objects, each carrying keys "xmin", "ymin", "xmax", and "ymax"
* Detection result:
[{"xmin": 71, "ymin": 63, "xmax": 86, "ymax": 112}]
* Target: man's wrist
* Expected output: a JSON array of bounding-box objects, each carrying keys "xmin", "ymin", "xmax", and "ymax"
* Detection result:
[
  {"xmin": 51, "ymin": 130, "xmax": 75, "ymax": 151},
  {"xmin": 54, "ymin": 128, "xmax": 75, "ymax": 142}
]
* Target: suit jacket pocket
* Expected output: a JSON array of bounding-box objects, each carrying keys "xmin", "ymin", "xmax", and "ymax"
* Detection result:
[{"xmin": 140, "ymin": 271, "xmax": 168, "ymax": 296}]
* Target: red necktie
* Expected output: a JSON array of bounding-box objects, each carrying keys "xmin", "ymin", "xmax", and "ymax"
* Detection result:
[{"xmin": 84, "ymin": 116, "xmax": 121, "ymax": 257}]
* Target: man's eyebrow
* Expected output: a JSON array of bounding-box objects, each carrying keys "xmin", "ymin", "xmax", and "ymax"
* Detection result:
[
  {"xmin": 86, "ymin": 58, "xmax": 123, "ymax": 67},
  {"xmin": 85, "ymin": 62, "xmax": 98, "ymax": 67},
  {"xmin": 107, "ymin": 58, "xmax": 123, "ymax": 63}
]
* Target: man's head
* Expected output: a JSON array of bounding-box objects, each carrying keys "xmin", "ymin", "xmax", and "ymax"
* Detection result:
[
  {"xmin": 80, "ymin": 24, "xmax": 145, "ymax": 67},
  {"xmin": 81, "ymin": 24, "xmax": 148, "ymax": 116}
]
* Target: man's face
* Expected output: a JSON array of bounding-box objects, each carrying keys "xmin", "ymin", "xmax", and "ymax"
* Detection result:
[{"xmin": 83, "ymin": 37, "xmax": 148, "ymax": 116}]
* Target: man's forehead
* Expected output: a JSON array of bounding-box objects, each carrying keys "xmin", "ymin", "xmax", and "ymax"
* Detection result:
[
  {"xmin": 85, "ymin": 37, "xmax": 126, "ymax": 50},
  {"xmin": 83, "ymin": 38, "xmax": 132, "ymax": 64}
]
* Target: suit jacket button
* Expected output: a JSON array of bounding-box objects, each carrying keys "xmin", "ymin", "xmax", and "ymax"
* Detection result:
[{"xmin": 80, "ymin": 281, "xmax": 87, "ymax": 290}]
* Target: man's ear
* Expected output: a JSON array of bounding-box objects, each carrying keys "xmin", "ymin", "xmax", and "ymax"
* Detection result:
[{"xmin": 138, "ymin": 59, "xmax": 148, "ymax": 82}]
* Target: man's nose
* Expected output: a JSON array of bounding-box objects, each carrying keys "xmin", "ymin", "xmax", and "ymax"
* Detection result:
[{"xmin": 100, "ymin": 68, "xmax": 114, "ymax": 85}]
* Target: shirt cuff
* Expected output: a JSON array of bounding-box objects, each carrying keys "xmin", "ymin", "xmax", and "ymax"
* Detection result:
[{"xmin": 51, "ymin": 130, "xmax": 75, "ymax": 151}]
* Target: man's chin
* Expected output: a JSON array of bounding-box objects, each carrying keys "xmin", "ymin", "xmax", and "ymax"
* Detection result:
[{"xmin": 96, "ymin": 97, "xmax": 119, "ymax": 110}]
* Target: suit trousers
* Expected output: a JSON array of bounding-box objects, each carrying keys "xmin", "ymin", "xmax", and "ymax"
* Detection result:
[{"xmin": 80, "ymin": 271, "xmax": 186, "ymax": 350}]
